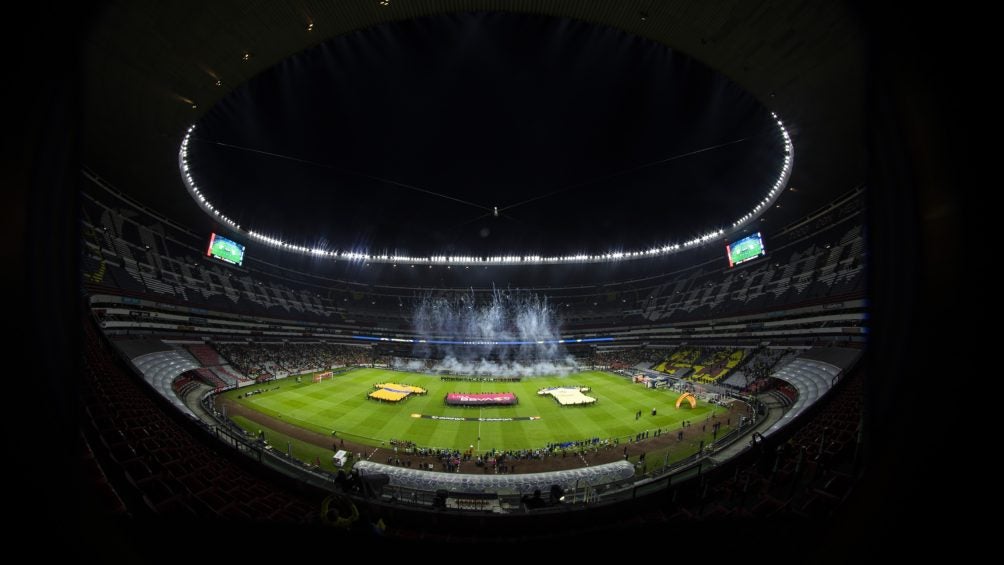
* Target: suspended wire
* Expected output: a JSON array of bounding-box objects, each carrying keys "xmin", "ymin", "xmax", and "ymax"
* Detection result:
[
  {"xmin": 197, "ymin": 131, "xmax": 765, "ymax": 225},
  {"xmin": 497, "ymin": 136, "xmax": 756, "ymax": 213},
  {"xmin": 447, "ymin": 135, "xmax": 760, "ymax": 230},
  {"xmin": 199, "ymin": 139, "xmax": 491, "ymax": 211}
]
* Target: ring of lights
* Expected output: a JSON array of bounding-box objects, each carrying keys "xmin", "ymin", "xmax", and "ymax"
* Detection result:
[{"xmin": 178, "ymin": 57, "xmax": 792, "ymax": 267}]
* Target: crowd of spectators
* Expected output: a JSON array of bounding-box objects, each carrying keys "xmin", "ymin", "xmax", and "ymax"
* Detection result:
[
  {"xmin": 215, "ymin": 342, "xmax": 372, "ymax": 378},
  {"xmin": 737, "ymin": 348, "xmax": 796, "ymax": 393},
  {"xmin": 378, "ymin": 440, "xmax": 622, "ymax": 474},
  {"xmin": 593, "ymin": 348, "xmax": 664, "ymax": 370}
]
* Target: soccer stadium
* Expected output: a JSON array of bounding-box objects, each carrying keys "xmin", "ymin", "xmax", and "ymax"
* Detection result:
[{"xmin": 18, "ymin": 0, "xmax": 960, "ymax": 557}]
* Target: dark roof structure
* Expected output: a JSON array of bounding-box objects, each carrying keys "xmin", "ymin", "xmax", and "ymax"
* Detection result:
[
  {"xmin": 79, "ymin": 0, "xmax": 866, "ymax": 260},
  {"xmin": 10, "ymin": 0, "xmax": 968, "ymax": 556}
]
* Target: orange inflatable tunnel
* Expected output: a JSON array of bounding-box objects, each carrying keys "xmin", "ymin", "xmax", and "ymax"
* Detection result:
[{"xmin": 675, "ymin": 392, "xmax": 697, "ymax": 409}]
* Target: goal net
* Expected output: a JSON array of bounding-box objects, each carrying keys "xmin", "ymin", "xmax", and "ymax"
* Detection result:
[{"xmin": 312, "ymin": 371, "xmax": 333, "ymax": 383}]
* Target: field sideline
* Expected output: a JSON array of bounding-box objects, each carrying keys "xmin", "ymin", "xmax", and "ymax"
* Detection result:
[{"xmin": 221, "ymin": 368, "xmax": 726, "ymax": 452}]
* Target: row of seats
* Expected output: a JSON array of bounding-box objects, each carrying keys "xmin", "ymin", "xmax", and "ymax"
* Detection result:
[
  {"xmin": 214, "ymin": 342, "xmax": 371, "ymax": 379},
  {"xmin": 81, "ymin": 315, "xmax": 321, "ymax": 523},
  {"xmin": 354, "ymin": 459, "xmax": 636, "ymax": 495},
  {"xmin": 592, "ymin": 348, "xmax": 665, "ymax": 370},
  {"xmin": 728, "ymin": 348, "xmax": 800, "ymax": 392},
  {"xmin": 764, "ymin": 348, "xmax": 861, "ymax": 437},
  {"xmin": 129, "ymin": 349, "xmax": 200, "ymax": 416},
  {"xmin": 655, "ymin": 347, "xmax": 749, "ymax": 384},
  {"xmin": 81, "ymin": 181, "xmax": 865, "ymax": 330},
  {"xmin": 655, "ymin": 367, "xmax": 864, "ymax": 522}
]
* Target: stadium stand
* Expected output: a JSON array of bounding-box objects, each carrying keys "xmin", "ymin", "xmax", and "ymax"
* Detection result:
[
  {"xmin": 183, "ymin": 343, "xmax": 248, "ymax": 386},
  {"xmin": 170, "ymin": 373, "xmax": 201, "ymax": 400},
  {"xmin": 723, "ymin": 348, "xmax": 799, "ymax": 390},
  {"xmin": 593, "ymin": 347, "xmax": 664, "ymax": 370},
  {"xmin": 764, "ymin": 347, "xmax": 862, "ymax": 437},
  {"xmin": 129, "ymin": 351, "xmax": 200, "ymax": 417},
  {"xmin": 81, "ymin": 179, "xmax": 865, "ymax": 332},
  {"xmin": 354, "ymin": 459, "xmax": 635, "ymax": 496},
  {"xmin": 81, "ymin": 316, "xmax": 321, "ymax": 522},
  {"xmin": 215, "ymin": 342, "xmax": 371, "ymax": 378},
  {"xmin": 77, "ymin": 171, "xmax": 868, "ymax": 539},
  {"xmin": 108, "ymin": 338, "xmax": 201, "ymax": 415},
  {"xmin": 191, "ymin": 367, "xmax": 225, "ymax": 388},
  {"xmin": 111, "ymin": 338, "xmax": 174, "ymax": 359},
  {"xmin": 689, "ymin": 348, "xmax": 746, "ymax": 383},
  {"xmin": 207, "ymin": 366, "xmax": 244, "ymax": 387},
  {"xmin": 669, "ymin": 367, "xmax": 864, "ymax": 522},
  {"xmin": 185, "ymin": 344, "xmax": 229, "ymax": 367}
]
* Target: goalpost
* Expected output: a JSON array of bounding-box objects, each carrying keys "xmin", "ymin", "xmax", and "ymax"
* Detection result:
[{"xmin": 313, "ymin": 371, "xmax": 333, "ymax": 383}]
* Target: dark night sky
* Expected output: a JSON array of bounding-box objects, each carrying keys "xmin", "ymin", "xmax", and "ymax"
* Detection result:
[{"xmin": 188, "ymin": 12, "xmax": 786, "ymax": 257}]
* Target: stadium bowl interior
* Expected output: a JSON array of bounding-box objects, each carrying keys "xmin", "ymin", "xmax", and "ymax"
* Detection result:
[{"xmin": 17, "ymin": 0, "xmax": 960, "ymax": 556}]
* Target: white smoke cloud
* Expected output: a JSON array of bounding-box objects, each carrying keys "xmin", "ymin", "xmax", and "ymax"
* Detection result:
[
  {"xmin": 429, "ymin": 355, "xmax": 580, "ymax": 377},
  {"xmin": 395, "ymin": 359, "xmax": 428, "ymax": 372},
  {"xmin": 405, "ymin": 289, "xmax": 579, "ymax": 377}
]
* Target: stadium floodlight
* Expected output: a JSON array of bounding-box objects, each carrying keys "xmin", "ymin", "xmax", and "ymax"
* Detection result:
[{"xmin": 179, "ymin": 112, "xmax": 791, "ymax": 266}]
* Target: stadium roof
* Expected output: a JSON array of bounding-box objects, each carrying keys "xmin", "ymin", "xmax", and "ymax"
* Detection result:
[{"xmin": 80, "ymin": 0, "xmax": 865, "ymax": 263}]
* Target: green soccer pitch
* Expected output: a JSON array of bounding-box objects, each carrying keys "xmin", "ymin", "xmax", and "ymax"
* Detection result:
[{"xmin": 221, "ymin": 368, "xmax": 727, "ymax": 452}]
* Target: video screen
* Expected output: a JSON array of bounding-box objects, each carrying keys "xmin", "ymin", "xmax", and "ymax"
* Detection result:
[
  {"xmin": 206, "ymin": 232, "xmax": 245, "ymax": 266},
  {"xmin": 726, "ymin": 232, "xmax": 766, "ymax": 267}
]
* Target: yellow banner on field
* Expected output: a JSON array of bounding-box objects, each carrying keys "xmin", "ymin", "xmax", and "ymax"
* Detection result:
[
  {"xmin": 373, "ymin": 383, "xmax": 427, "ymax": 394},
  {"xmin": 369, "ymin": 389, "xmax": 410, "ymax": 402}
]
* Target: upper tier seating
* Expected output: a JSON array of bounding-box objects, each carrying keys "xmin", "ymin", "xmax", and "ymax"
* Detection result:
[{"xmin": 81, "ymin": 179, "xmax": 865, "ymax": 330}]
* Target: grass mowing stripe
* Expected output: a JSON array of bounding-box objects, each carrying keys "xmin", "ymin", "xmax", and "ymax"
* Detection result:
[
  {"xmin": 229, "ymin": 414, "xmax": 342, "ymax": 473},
  {"xmin": 226, "ymin": 368, "xmax": 729, "ymax": 452}
]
